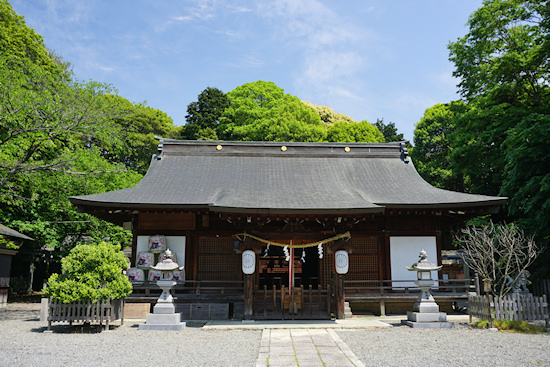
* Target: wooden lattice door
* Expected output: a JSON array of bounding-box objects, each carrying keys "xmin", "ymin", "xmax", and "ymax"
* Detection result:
[{"xmin": 197, "ymin": 236, "xmax": 241, "ymax": 282}]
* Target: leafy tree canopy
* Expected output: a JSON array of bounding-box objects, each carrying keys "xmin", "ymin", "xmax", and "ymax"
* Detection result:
[
  {"xmin": 102, "ymin": 95, "xmax": 178, "ymax": 175},
  {"xmin": 407, "ymin": 0, "xmax": 550, "ymax": 277},
  {"xmin": 374, "ymin": 119, "xmax": 405, "ymax": 143},
  {"xmin": 411, "ymin": 102, "xmax": 469, "ymax": 191},
  {"xmin": 219, "ymin": 81, "xmax": 326, "ymax": 142},
  {"xmin": 501, "ymin": 113, "xmax": 550, "ymax": 241},
  {"xmin": 301, "ymin": 101, "xmax": 355, "ymax": 127},
  {"xmin": 180, "ymin": 87, "xmax": 229, "ymax": 140},
  {"xmin": 326, "ymin": 120, "xmax": 384, "ymax": 143},
  {"xmin": 0, "ymin": 0, "xmax": 63, "ymax": 73},
  {"xmin": 450, "ymin": 85, "xmax": 539, "ymax": 197},
  {"xmin": 448, "ymin": 0, "xmax": 549, "ymax": 103}
]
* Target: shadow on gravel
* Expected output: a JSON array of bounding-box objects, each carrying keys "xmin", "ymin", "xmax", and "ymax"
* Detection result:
[
  {"xmin": 31, "ymin": 324, "xmax": 121, "ymax": 333},
  {"xmin": 128, "ymin": 321, "xmax": 207, "ymax": 328}
]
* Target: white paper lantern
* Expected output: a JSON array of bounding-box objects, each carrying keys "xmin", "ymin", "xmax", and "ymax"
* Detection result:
[
  {"xmin": 335, "ymin": 250, "xmax": 349, "ymax": 275},
  {"xmin": 242, "ymin": 250, "xmax": 256, "ymax": 274}
]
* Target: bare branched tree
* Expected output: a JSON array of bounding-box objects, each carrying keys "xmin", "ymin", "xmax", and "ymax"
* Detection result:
[{"xmin": 456, "ymin": 221, "xmax": 540, "ymax": 297}]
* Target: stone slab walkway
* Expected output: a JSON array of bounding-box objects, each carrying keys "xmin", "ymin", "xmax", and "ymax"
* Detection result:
[{"xmin": 256, "ymin": 328, "xmax": 365, "ymax": 367}]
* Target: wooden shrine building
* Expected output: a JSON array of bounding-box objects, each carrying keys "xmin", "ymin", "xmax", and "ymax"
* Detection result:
[
  {"xmin": 0, "ymin": 223, "xmax": 33, "ymax": 307},
  {"xmin": 70, "ymin": 140, "xmax": 506, "ymax": 319}
]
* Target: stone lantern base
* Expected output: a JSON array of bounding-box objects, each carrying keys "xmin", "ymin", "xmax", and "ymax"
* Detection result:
[
  {"xmin": 401, "ymin": 311, "xmax": 454, "ymax": 328},
  {"xmin": 139, "ymin": 280, "xmax": 186, "ymax": 331},
  {"xmin": 401, "ymin": 282, "xmax": 454, "ymax": 328}
]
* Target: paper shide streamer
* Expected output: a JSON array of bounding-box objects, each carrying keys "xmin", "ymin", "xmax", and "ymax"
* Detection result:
[{"xmin": 283, "ymin": 245, "xmax": 290, "ymax": 262}]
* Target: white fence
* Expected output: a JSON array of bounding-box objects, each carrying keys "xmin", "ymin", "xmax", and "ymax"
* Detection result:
[{"xmin": 468, "ymin": 294, "xmax": 549, "ymax": 328}]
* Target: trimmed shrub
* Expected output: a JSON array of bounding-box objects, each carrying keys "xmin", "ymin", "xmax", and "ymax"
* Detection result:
[{"xmin": 44, "ymin": 242, "xmax": 132, "ymax": 303}]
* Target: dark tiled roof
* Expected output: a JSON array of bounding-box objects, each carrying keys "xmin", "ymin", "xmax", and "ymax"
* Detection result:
[
  {"xmin": 0, "ymin": 223, "xmax": 34, "ymax": 241},
  {"xmin": 70, "ymin": 140, "xmax": 506, "ymax": 214}
]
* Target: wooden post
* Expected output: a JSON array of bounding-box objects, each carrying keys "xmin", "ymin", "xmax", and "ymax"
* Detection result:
[
  {"xmin": 335, "ymin": 274, "xmax": 345, "ymax": 319},
  {"xmin": 488, "ymin": 295, "xmax": 494, "ymax": 328},
  {"xmin": 244, "ymin": 274, "xmax": 254, "ymax": 319}
]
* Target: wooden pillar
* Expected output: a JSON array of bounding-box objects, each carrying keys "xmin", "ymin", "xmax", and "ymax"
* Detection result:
[
  {"xmin": 237, "ymin": 238, "xmax": 261, "ymax": 320},
  {"xmin": 244, "ymin": 274, "xmax": 254, "ymax": 319},
  {"xmin": 328, "ymin": 239, "xmax": 354, "ymax": 320},
  {"xmin": 335, "ymin": 274, "xmax": 345, "ymax": 319}
]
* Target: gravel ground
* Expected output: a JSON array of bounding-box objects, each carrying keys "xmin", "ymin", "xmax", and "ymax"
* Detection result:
[
  {"xmin": 2, "ymin": 303, "xmax": 549, "ymax": 367},
  {"xmin": 0, "ymin": 303, "xmax": 261, "ymax": 367},
  {"xmin": 337, "ymin": 322, "xmax": 550, "ymax": 367}
]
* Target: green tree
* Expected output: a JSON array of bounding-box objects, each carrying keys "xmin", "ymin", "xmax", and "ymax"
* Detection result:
[
  {"xmin": 0, "ymin": 57, "xmax": 127, "ymax": 196},
  {"xmin": 501, "ymin": 113, "xmax": 550, "ymax": 241},
  {"xmin": 219, "ymin": 81, "xmax": 326, "ymax": 142},
  {"xmin": 0, "ymin": 1, "xmax": 63, "ymax": 74},
  {"xmin": 448, "ymin": 0, "xmax": 549, "ymax": 104},
  {"xmin": 446, "ymin": 0, "xmax": 550, "ymax": 277},
  {"xmin": 374, "ymin": 119, "xmax": 404, "ymax": 142},
  {"xmin": 326, "ymin": 120, "xmax": 384, "ymax": 143},
  {"xmin": 44, "ymin": 242, "xmax": 132, "ymax": 303},
  {"xmin": 301, "ymin": 101, "xmax": 355, "ymax": 127},
  {"xmin": 102, "ymin": 96, "xmax": 177, "ymax": 175},
  {"xmin": 180, "ymin": 87, "xmax": 229, "ymax": 140},
  {"xmin": 411, "ymin": 102, "xmax": 468, "ymax": 191}
]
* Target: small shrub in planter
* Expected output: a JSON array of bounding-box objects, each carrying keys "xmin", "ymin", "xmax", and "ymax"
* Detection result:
[{"xmin": 44, "ymin": 242, "xmax": 132, "ymax": 303}]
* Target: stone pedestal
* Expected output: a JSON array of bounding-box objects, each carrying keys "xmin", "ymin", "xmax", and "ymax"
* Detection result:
[
  {"xmin": 401, "ymin": 311, "xmax": 454, "ymax": 328},
  {"xmin": 402, "ymin": 280, "xmax": 454, "ymax": 328},
  {"xmin": 139, "ymin": 280, "xmax": 186, "ymax": 331}
]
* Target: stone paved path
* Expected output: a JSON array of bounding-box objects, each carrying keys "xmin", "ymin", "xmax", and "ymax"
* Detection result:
[{"xmin": 256, "ymin": 328, "xmax": 365, "ymax": 367}]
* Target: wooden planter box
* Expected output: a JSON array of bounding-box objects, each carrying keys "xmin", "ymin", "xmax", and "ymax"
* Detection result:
[{"xmin": 47, "ymin": 297, "xmax": 124, "ymax": 331}]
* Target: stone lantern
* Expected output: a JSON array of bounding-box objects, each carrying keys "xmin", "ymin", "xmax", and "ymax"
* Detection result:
[
  {"xmin": 139, "ymin": 249, "xmax": 186, "ymax": 330},
  {"xmin": 401, "ymin": 250, "xmax": 454, "ymax": 328}
]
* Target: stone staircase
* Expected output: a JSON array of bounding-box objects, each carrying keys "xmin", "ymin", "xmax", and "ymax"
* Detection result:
[{"xmin": 344, "ymin": 301, "xmax": 353, "ymax": 319}]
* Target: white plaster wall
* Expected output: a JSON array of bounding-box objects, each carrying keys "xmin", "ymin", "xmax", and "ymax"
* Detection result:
[
  {"xmin": 389, "ymin": 236, "xmax": 438, "ymax": 287},
  {"xmin": 136, "ymin": 236, "xmax": 186, "ymax": 269}
]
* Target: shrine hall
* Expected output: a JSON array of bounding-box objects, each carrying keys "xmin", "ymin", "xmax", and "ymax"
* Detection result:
[{"xmin": 70, "ymin": 140, "xmax": 506, "ymax": 319}]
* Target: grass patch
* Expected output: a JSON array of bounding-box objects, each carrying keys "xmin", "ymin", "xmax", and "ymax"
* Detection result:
[
  {"xmin": 472, "ymin": 319, "xmax": 545, "ymax": 333},
  {"xmin": 494, "ymin": 320, "xmax": 545, "ymax": 334}
]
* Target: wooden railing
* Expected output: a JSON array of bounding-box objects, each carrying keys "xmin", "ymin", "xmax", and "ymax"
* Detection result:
[
  {"xmin": 469, "ymin": 294, "xmax": 549, "ymax": 328},
  {"xmin": 129, "ymin": 280, "xmax": 245, "ymax": 302},
  {"xmin": 47, "ymin": 297, "xmax": 124, "ymax": 331},
  {"xmin": 344, "ymin": 279, "xmax": 476, "ymax": 316},
  {"xmin": 345, "ymin": 278, "xmax": 475, "ymax": 295}
]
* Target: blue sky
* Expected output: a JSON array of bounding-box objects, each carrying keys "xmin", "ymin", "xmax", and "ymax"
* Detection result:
[{"xmin": 11, "ymin": 0, "xmax": 482, "ymax": 142}]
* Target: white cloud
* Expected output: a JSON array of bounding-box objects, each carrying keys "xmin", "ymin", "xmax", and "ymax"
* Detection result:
[
  {"xmin": 215, "ymin": 30, "xmax": 240, "ymax": 37},
  {"xmin": 173, "ymin": 16, "xmax": 193, "ymax": 22},
  {"xmin": 259, "ymin": 0, "xmax": 376, "ymax": 111}
]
